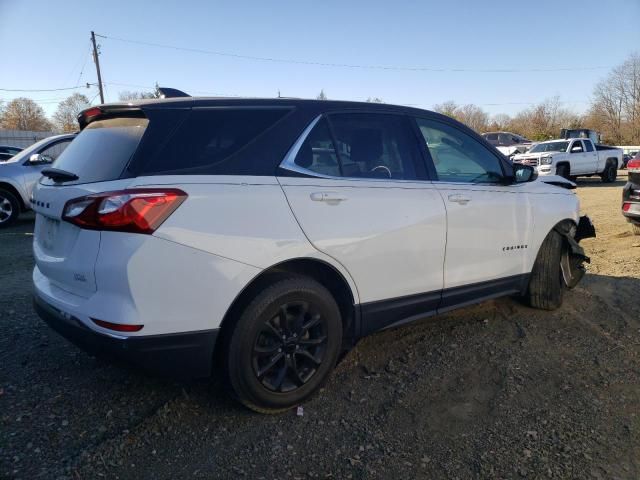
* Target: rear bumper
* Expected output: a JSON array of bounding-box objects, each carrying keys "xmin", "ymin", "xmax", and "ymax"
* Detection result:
[{"xmin": 34, "ymin": 294, "xmax": 218, "ymax": 378}]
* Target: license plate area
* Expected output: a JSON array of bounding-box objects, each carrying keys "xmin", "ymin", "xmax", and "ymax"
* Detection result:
[{"xmin": 42, "ymin": 217, "xmax": 60, "ymax": 251}]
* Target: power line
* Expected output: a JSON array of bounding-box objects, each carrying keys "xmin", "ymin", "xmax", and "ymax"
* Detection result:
[
  {"xmin": 0, "ymin": 86, "xmax": 87, "ymax": 92},
  {"xmin": 95, "ymin": 32, "xmax": 612, "ymax": 73}
]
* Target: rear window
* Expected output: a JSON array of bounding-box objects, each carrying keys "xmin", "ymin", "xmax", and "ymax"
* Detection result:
[
  {"xmin": 141, "ymin": 108, "xmax": 289, "ymax": 174},
  {"xmin": 48, "ymin": 117, "xmax": 148, "ymax": 184}
]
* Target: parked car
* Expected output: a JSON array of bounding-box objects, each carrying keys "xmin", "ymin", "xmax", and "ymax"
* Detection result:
[
  {"xmin": 622, "ymin": 153, "xmax": 640, "ymax": 235},
  {"xmin": 32, "ymin": 98, "xmax": 595, "ymax": 413},
  {"xmin": 0, "ymin": 134, "xmax": 75, "ymax": 227},
  {"xmin": 624, "ymin": 151, "xmax": 638, "ymax": 169},
  {"xmin": 0, "ymin": 145, "xmax": 23, "ymax": 162},
  {"xmin": 481, "ymin": 131, "xmax": 532, "ymax": 158},
  {"xmin": 513, "ymin": 138, "xmax": 622, "ymax": 183}
]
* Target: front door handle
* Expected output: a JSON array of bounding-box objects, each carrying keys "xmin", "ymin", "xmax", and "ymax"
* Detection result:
[
  {"xmin": 310, "ymin": 192, "xmax": 347, "ymax": 203},
  {"xmin": 448, "ymin": 194, "xmax": 471, "ymax": 205}
]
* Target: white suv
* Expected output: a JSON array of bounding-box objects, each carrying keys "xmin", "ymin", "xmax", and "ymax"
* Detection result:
[{"xmin": 32, "ymin": 98, "xmax": 595, "ymax": 412}]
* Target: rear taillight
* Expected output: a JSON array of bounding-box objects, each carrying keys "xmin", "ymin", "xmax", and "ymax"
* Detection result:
[
  {"xmin": 62, "ymin": 189, "xmax": 187, "ymax": 234},
  {"xmin": 628, "ymin": 159, "xmax": 640, "ymax": 172},
  {"xmin": 623, "ymin": 202, "xmax": 631, "ymax": 212}
]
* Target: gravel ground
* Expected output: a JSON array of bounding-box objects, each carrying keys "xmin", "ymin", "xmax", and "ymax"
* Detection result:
[{"xmin": 1, "ymin": 173, "xmax": 639, "ymax": 479}]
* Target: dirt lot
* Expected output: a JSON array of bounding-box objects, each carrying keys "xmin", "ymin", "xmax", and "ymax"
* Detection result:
[{"xmin": 1, "ymin": 173, "xmax": 639, "ymax": 480}]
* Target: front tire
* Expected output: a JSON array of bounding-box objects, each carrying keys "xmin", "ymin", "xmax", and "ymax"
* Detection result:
[
  {"xmin": 224, "ymin": 276, "xmax": 342, "ymax": 413},
  {"xmin": 525, "ymin": 230, "xmax": 565, "ymax": 310},
  {"xmin": 0, "ymin": 189, "xmax": 20, "ymax": 229},
  {"xmin": 556, "ymin": 164, "xmax": 570, "ymax": 180}
]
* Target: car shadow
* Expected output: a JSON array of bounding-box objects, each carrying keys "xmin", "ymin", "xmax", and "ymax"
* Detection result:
[{"xmin": 574, "ymin": 172, "xmax": 627, "ymax": 188}]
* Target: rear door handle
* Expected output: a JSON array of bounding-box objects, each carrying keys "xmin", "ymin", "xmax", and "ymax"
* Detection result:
[
  {"xmin": 310, "ymin": 192, "xmax": 347, "ymax": 203},
  {"xmin": 448, "ymin": 194, "xmax": 471, "ymax": 205}
]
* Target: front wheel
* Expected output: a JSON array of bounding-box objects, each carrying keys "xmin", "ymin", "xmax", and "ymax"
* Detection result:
[
  {"xmin": 224, "ymin": 276, "xmax": 342, "ymax": 413},
  {"xmin": 0, "ymin": 189, "xmax": 20, "ymax": 229},
  {"xmin": 524, "ymin": 230, "xmax": 565, "ymax": 310},
  {"xmin": 556, "ymin": 164, "xmax": 570, "ymax": 180}
]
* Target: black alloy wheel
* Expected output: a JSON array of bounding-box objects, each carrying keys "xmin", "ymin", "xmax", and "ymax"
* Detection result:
[{"xmin": 252, "ymin": 301, "xmax": 328, "ymax": 393}]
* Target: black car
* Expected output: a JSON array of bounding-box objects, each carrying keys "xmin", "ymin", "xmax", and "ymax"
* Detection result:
[
  {"xmin": 622, "ymin": 152, "xmax": 640, "ymax": 235},
  {"xmin": 0, "ymin": 145, "xmax": 23, "ymax": 162}
]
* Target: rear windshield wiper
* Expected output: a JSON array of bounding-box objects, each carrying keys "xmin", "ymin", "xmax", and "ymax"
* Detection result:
[{"xmin": 41, "ymin": 167, "xmax": 79, "ymax": 183}]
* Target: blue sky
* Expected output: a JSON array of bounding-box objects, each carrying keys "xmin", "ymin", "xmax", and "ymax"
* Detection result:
[{"xmin": 1, "ymin": 0, "xmax": 638, "ymax": 117}]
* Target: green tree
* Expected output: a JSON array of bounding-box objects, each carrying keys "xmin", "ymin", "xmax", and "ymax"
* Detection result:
[{"xmin": 316, "ymin": 89, "xmax": 327, "ymax": 100}]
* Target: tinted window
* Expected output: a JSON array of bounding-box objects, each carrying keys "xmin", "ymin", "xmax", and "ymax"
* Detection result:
[
  {"xmin": 584, "ymin": 140, "xmax": 594, "ymax": 152},
  {"xmin": 416, "ymin": 118, "xmax": 504, "ymax": 183},
  {"xmin": 498, "ymin": 133, "xmax": 512, "ymax": 145},
  {"xmin": 326, "ymin": 113, "xmax": 419, "ymax": 180},
  {"xmin": 294, "ymin": 118, "xmax": 341, "ymax": 177},
  {"xmin": 144, "ymin": 108, "xmax": 289, "ymax": 174},
  {"xmin": 485, "ymin": 133, "xmax": 498, "ymax": 142},
  {"xmin": 48, "ymin": 118, "xmax": 147, "ymax": 185},
  {"xmin": 39, "ymin": 139, "xmax": 72, "ymax": 163}
]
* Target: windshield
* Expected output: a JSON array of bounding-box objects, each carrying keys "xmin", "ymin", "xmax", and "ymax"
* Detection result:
[{"xmin": 529, "ymin": 141, "xmax": 569, "ymax": 153}]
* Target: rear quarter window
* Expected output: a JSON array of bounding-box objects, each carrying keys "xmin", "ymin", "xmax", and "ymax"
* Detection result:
[{"xmin": 141, "ymin": 108, "xmax": 290, "ymax": 174}]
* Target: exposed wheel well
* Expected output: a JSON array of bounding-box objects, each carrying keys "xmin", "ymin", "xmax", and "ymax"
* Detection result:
[
  {"xmin": 605, "ymin": 157, "xmax": 618, "ymax": 168},
  {"xmin": 215, "ymin": 258, "xmax": 357, "ymax": 362},
  {"xmin": 0, "ymin": 183, "xmax": 26, "ymax": 211}
]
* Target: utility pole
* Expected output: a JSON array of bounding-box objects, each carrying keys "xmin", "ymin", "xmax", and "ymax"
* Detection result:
[{"xmin": 90, "ymin": 31, "xmax": 105, "ymax": 104}]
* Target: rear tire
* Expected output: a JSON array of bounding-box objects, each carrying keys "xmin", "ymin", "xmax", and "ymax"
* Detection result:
[
  {"xmin": 525, "ymin": 230, "xmax": 565, "ymax": 310},
  {"xmin": 600, "ymin": 163, "xmax": 617, "ymax": 183},
  {"xmin": 224, "ymin": 276, "xmax": 342, "ymax": 413},
  {"xmin": 0, "ymin": 189, "xmax": 20, "ymax": 229},
  {"xmin": 632, "ymin": 224, "xmax": 640, "ymax": 236}
]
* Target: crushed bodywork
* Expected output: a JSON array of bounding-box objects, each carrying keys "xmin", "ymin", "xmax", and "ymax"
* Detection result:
[{"xmin": 555, "ymin": 216, "xmax": 596, "ymax": 288}]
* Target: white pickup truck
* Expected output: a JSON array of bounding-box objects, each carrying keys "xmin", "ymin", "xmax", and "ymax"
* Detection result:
[{"xmin": 513, "ymin": 138, "xmax": 622, "ymax": 183}]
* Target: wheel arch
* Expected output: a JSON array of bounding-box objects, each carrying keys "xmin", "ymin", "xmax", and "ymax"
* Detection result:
[
  {"xmin": 215, "ymin": 257, "xmax": 359, "ymax": 360},
  {"xmin": 0, "ymin": 181, "xmax": 26, "ymax": 211}
]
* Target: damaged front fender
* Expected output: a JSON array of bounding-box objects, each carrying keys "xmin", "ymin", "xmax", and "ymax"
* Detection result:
[{"xmin": 554, "ymin": 216, "xmax": 595, "ymax": 289}]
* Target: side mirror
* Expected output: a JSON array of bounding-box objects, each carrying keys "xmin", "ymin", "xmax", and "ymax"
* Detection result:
[
  {"xmin": 28, "ymin": 153, "xmax": 52, "ymax": 165},
  {"xmin": 514, "ymin": 163, "xmax": 537, "ymax": 183},
  {"xmin": 570, "ymin": 147, "xmax": 581, "ymax": 153}
]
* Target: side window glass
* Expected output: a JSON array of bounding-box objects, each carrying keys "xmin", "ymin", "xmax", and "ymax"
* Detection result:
[
  {"xmin": 498, "ymin": 133, "xmax": 511, "ymax": 145},
  {"xmin": 584, "ymin": 141, "xmax": 594, "ymax": 152},
  {"xmin": 293, "ymin": 118, "xmax": 341, "ymax": 177},
  {"xmin": 415, "ymin": 118, "xmax": 504, "ymax": 183},
  {"xmin": 39, "ymin": 140, "xmax": 72, "ymax": 163},
  {"xmin": 570, "ymin": 141, "xmax": 584, "ymax": 153},
  {"xmin": 327, "ymin": 113, "xmax": 419, "ymax": 180}
]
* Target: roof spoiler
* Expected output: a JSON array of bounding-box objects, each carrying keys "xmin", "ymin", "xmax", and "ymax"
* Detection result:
[{"xmin": 158, "ymin": 87, "xmax": 190, "ymax": 98}]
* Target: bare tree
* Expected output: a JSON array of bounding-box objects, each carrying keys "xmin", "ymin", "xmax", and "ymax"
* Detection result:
[
  {"xmin": 433, "ymin": 101, "xmax": 489, "ymax": 132},
  {"xmin": 366, "ymin": 97, "xmax": 384, "ymax": 103},
  {"xmin": 1, "ymin": 98, "xmax": 52, "ymax": 131},
  {"xmin": 487, "ymin": 113, "xmax": 512, "ymax": 132},
  {"xmin": 588, "ymin": 53, "xmax": 640, "ymax": 144},
  {"xmin": 433, "ymin": 100, "xmax": 459, "ymax": 118},
  {"xmin": 118, "ymin": 82, "xmax": 161, "ymax": 101},
  {"xmin": 316, "ymin": 89, "xmax": 328, "ymax": 100},
  {"xmin": 52, "ymin": 93, "xmax": 90, "ymax": 132},
  {"xmin": 508, "ymin": 97, "xmax": 581, "ymax": 141}
]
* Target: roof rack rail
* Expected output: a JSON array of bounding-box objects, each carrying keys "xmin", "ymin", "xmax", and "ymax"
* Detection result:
[{"xmin": 158, "ymin": 87, "xmax": 190, "ymax": 98}]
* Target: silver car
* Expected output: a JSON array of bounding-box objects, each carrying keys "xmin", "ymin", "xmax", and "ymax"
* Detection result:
[{"xmin": 0, "ymin": 134, "xmax": 75, "ymax": 227}]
